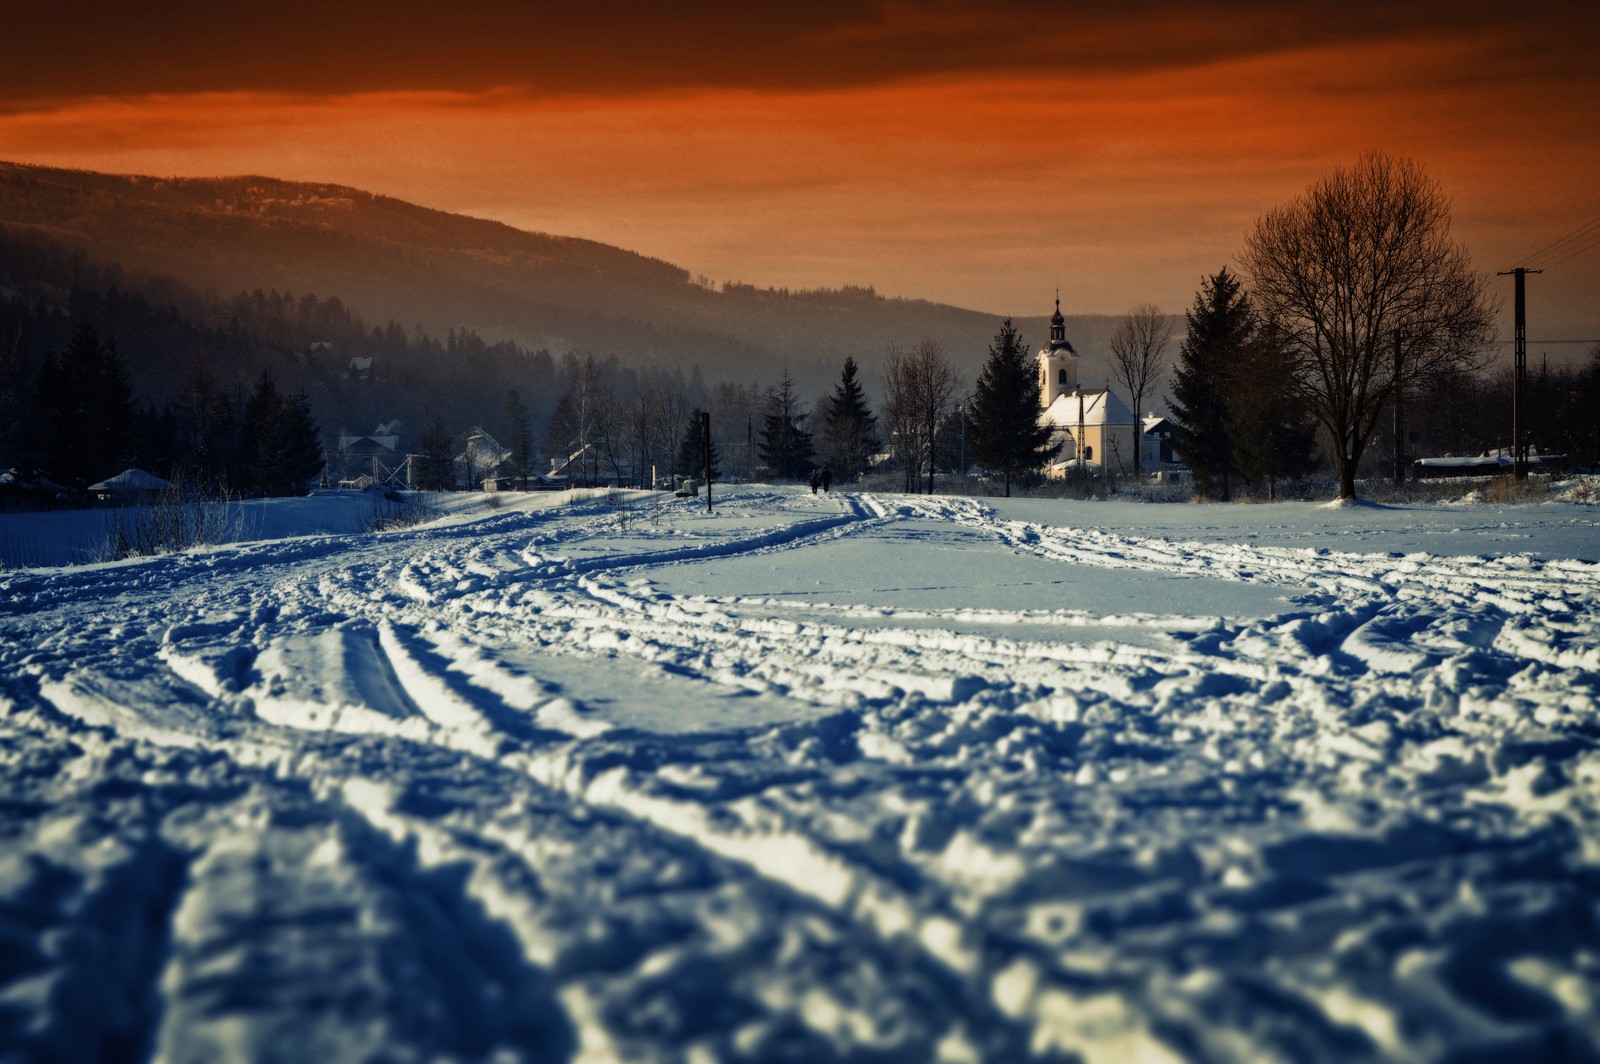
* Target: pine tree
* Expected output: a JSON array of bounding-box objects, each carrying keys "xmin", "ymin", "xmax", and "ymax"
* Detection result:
[
  {"xmin": 37, "ymin": 324, "xmax": 138, "ymax": 488},
  {"xmin": 280, "ymin": 392, "xmax": 325, "ymax": 494},
  {"xmin": 968, "ymin": 319, "xmax": 1055, "ymax": 496},
  {"xmin": 415, "ymin": 413, "xmax": 456, "ymax": 490},
  {"xmin": 0, "ymin": 327, "xmax": 28, "ymax": 470},
  {"xmin": 502, "ymin": 388, "xmax": 533, "ymax": 486},
  {"xmin": 237, "ymin": 372, "xmax": 322, "ymax": 496},
  {"xmin": 1226, "ymin": 324, "xmax": 1318, "ymax": 499},
  {"xmin": 757, "ymin": 370, "xmax": 815, "ymax": 481},
  {"xmin": 1170, "ymin": 269, "xmax": 1250, "ymax": 500},
  {"xmin": 818, "ymin": 357, "xmax": 879, "ymax": 479},
  {"xmin": 673, "ymin": 411, "xmax": 721, "ymax": 481},
  {"xmin": 30, "ymin": 348, "xmax": 64, "ymax": 479},
  {"xmin": 237, "ymin": 372, "xmax": 281, "ymax": 495},
  {"xmin": 95, "ymin": 336, "xmax": 136, "ymax": 477}
]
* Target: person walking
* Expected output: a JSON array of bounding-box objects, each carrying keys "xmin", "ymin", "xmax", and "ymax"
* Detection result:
[
  {"xmin": 820, "ymin": 466, "xmax": 832, "ymax": 493},
  {"xmin": 808, "ymin": 469, "xmax": 820, "ymax": 494}
]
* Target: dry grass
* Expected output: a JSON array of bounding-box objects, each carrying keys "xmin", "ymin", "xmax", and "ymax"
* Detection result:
[
  {"xmin": 1484, "ymin": 474, "xmax": 1551, "ymax": 504},
  {"xmin": 95, "ymin": 479, "xmax": 249, "ymax": 561}
]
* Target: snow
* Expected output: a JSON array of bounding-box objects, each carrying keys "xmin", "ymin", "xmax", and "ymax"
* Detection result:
[{"xmin": 2, "ymin": 483, "xmax": 1599, "ymax": 1061}]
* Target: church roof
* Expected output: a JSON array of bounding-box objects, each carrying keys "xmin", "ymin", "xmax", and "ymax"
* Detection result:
[{"xmin": 1042, "ymin": 388, "xmax": 1136, "ymax": 428}]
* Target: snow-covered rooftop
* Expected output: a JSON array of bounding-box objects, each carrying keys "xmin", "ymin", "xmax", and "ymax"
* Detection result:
[
  {"xmin": 1043, "ymin": 386, "xmax": 1135, "ymax": 427},
  {"xmin": 87, "ymin": 468, "xmax": 173, "ymax": 492}
]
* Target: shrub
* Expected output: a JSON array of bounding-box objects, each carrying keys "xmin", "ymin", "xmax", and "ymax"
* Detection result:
[
  {"xmin": 95, "ymin": 477, "xmax": 248, "ymax": 561},
  {"xmin": 360, "ymin": 491, "xmax": 439, "ymax": 533}
]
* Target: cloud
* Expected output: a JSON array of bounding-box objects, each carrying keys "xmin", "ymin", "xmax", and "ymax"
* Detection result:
[{"xmin": 2, "ymin": 0, "xmax": 1589, "ymax": 103}]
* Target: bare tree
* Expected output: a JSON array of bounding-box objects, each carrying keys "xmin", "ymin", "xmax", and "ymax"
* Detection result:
[
  {"xmin": 618, "ymin": 371, "xmax": 688, "ymax": 488},
  {"xmin": 881, "ymin": 340, "xmax": 960, "ymax": 493},
  {"xmin": 550, "ymin": 353, "xmax": 613, "ymax": 486},
  {"xmin": 1240, "ymin": 152, "xmax": 1496, "ymax": 499},
  {"xmin": 1107, "ymin": 303, "xmax": 1173, "ymax": 481},
  {"xmin": 710, "ymin": 380, "xmax": 759, "ymax": 481},
  {"xmin": 880, "ymin": 344, "xmax": 920, "ymax": 491}
]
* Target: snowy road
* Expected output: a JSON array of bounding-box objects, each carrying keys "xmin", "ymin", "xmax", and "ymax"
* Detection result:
[{"xmin": 2, "ymin": 487, "xmax": 1599, "ymax": 1061}]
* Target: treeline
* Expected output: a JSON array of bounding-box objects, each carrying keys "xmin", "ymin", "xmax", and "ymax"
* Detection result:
[
  {"xmin": 3, "ymin": 321, "xmax": 324, "ymax": 496},
  {"xmin": 0, "ymin": 228, "xmax": 561, "ymax": 495},
  {"xmin": 0, "ymin": 224, "xmax": 989, "ymax": 499},
  {"xmin": 1151, "ymin": 266, "xmax": 1600, "ymax": 501}
]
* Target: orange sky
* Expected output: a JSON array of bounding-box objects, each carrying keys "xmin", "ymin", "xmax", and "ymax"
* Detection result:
[{"xmin": 2, "ymin": 1, "xmax": 1597, "ymax": 348}]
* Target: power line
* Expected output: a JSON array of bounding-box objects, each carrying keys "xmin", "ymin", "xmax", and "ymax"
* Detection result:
[
  {"xmin": 1515, "ymin": 216, "xmax": 1600, "ymax": 267},
  {"xmin": 1540, "ymin": 231, "xmax": 1600, "ymax": 270}
]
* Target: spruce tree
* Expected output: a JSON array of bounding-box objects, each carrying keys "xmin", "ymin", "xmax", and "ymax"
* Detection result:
[
  {"xmin": 0, "ymin": 328, "xmax": 28, "ymax": 471},
  {"xmin": 237, "ymin": 372, "xmax": 322, "ymax": 496},
  {"xmin": 1170, "ymin": 269, "xmax": 1250, "ymax": 500},
  {"xmin": 280, "ymin": 392, "xmax": 325, "ymax": 494},
  {"xmin": 968, "ymin": 319, "xmax": 1055, "ymax": 496},
  {"xmin": 502, "ymin": 388, "xmax": 533, "ymax": 485},
  {"xmin": 1226, "ymin": 324, "xmax": 1318, "ymax": 499},
  {"xmin": 818, "ymin": 357, "xmax": 879, "ymax": 479},
  {"xmin": 38, "ymin": 325, "xmax": 138, "ymax": 488},
  {"xmin": 673, "ymin": 411, "xmax": 720, "ymax": 482},
  {"xmin": 237, "ymin": 372, "xmax": 281, "ymax": 495},
  {"xmin": 757, "ymin": 370, "xmax": 815, "ymax": 481},
  {"xmin": 415, "ymin": 414, "xmax": 456, "ymax": 490},
  {"xmin": 30, "ymin": 348, "xmax": 65, "ymax": 479}
]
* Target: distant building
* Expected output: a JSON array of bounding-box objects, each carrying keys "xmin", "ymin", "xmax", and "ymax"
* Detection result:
[
  {"xmin": 1036, "ymin": 297, "xmax": 1136, "ymax": 476},
  {"xmin": 458, "ymin": 430, "xmax": 511, "ymax": 487},
  {"xmin": 336, "ymin": 429, "xmax": 401, "ymax": 486},
  {"xmin": 1140, "ymin": 413, "xmax": 1179, "ymax": 470},
  {"xmin": 87, "ymin": 468, "xmax": 173, "ymax": 502}
]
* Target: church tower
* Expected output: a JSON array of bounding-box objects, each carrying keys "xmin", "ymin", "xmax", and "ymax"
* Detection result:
[{"xmin": 1038, "ymin": 295, "xmax": 1080, "ymax": 407}]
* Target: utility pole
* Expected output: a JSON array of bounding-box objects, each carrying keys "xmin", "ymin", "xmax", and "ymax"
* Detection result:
[
  {"xmin": 1497, "ymin": 267, "xmax": 1542, "ymax": 479},
  {"xmin": 701, "ymin": 410, "xmax": 712, "ymax": 512}
]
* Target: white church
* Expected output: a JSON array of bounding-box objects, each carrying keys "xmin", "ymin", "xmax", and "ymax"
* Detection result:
[{"xmin": 1037, "ymin": 297, "xmax": 1174, "ymax": 478}]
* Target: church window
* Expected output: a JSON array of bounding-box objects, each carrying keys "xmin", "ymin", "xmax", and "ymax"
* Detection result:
[{"xmin": 1058, "ymin": 368, "xmax": 1068, "ymax": 386}]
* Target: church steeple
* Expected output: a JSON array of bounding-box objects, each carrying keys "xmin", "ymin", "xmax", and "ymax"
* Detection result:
[{"xmin": 1038, "ymin": 290, "xmax": 1080, "ymax": 407}]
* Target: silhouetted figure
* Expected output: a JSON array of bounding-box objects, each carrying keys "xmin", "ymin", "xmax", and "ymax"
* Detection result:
[
  {"xmin": 821, "ymin": 466, "xmax": 832, "ymax": 492},
  {"xmin": 808, "ymin": 469, "xmax": 820, "ymax": 494}
]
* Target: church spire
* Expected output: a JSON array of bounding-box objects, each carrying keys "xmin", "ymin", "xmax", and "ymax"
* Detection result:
[{"xmin": 1050, "ymin": 291, "xmax": 1067, "ymax": 347}]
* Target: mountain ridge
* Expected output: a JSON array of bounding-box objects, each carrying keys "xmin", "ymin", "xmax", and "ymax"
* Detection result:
[{"xmin": 0, "ymin": 159, "xmax": 1133, "ymax": 393}]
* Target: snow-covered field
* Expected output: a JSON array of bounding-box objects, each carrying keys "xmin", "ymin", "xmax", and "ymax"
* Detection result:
[{"xmin": 2, "ymin": 484, "xmax": 1599, "ymax": 1062}]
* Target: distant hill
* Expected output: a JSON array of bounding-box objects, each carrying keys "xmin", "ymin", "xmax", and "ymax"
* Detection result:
[{"xmin": 0, "ymin": 161, "xmax": 1132, "ymax": 396}]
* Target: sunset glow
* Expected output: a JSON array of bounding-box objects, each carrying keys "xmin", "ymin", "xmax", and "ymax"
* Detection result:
[{"xmin": 2, "ymin": 2, "xmax": 1596, "ymax": 340}]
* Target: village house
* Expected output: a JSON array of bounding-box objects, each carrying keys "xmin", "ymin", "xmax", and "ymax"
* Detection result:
[
  {"xmin": 458, "ymin": 430, "xmax": 512, "ymax": 489},
  {"xmin": 335, "ymin": 426, "xmax": 402, "ymax": 488}
]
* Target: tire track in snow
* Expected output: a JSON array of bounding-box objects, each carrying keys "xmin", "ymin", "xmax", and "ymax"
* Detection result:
[{"xmin": 6, "ymin": 487, "xmax": 1600, "ymax": 1060}]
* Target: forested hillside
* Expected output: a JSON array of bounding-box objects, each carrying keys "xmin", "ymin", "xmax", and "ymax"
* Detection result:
[
  {"xmin": 1, "ymin": 161, "xmax": 1124, "ymax": 392},
  {"xmin": 0, "ymin": 161, "xmax": 1144, "ymax": 498}
]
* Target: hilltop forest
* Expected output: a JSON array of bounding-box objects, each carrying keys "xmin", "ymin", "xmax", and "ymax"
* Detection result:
[{"xmin": 0, "ymin": 161, "xmax": 1136, "ymax": 495}]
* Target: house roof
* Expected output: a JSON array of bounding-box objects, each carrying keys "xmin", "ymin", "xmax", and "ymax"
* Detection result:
[
  {"xmin": 88, "ymin": 468, "xmax": 173, "ymax": 492},
  {"xmin": 338, "ymin": 435, "xmax": 399, "ymax": 452},
  {"xmin": 1142, "ymin": 414, "xmax": 1172, "ymax": 434},
  {"xmin": 1042, "ymin": 388, "xmax": 1135, "ymax": 428},
  {"xmin": 458, "ymin": 431, "xmax": 511, "ymax": 466}
]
